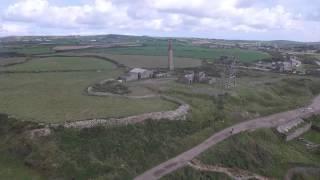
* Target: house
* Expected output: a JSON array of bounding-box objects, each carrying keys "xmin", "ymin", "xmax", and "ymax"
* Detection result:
[{"xmin": 120, "ymin": 68, "xmax": 153, "ymax": 82}]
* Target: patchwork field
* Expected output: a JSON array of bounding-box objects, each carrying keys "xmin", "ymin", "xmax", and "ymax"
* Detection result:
[
  {"xmin": 0, "ymin": 57, "xmax": 26, "ymax": 66},
  {"xmin": 99, "ymin": 54, "xmax": 202, "ymax": 68},
  {"xmin": 15, "ymin": 45, "xmax": 55, "ymax": 55},
  {"xmin": 1, "ymin": 56, "xmax": 115, "ymax": 72},
  {"xmin": 0, "ymin": 56, "xmax": 178, "ymax": 123},
  {"xmin": 76, "ymin": 46, "xmax": 270, "ymax": 62}
]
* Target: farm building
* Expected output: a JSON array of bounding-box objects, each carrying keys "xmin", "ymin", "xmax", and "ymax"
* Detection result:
[
  {"xmin": 178, "ymin": 72, "xmax": 195, "ymax": 84},
  {"xmin": 178, "ymin": 71, "xmax": 216, "ymax": 85},
  {"xmin": 120, "ymin": 68, "xmax": 153, "ymax": 82},
  {"xmin": 194, "ymin": 71, "xmax": 207, "ymax": 82}
]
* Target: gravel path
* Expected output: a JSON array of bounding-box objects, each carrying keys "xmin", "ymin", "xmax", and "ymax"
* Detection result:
[
  {"xmin": 134, "ymin": 95, "xmax": 320, "ymax": 180},
  {"xmin": 188, "ymin": 159, "xmax": 272, "ymax": 180},
  {"xmin": 284, "ymin": 167, "xmax": 320, "ymax": 180}
]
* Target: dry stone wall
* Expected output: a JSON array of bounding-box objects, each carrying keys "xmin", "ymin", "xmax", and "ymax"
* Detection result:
[
  {"xmin": 63, "ymin": 101, "xmax": 189, "ymax": 129},
  {"xmin": 59, "ymin": 83, "xmax": 190, "ymax": 129}
]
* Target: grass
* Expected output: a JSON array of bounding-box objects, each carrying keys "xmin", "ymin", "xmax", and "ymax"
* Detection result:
[
  {"xmin": 96, "ymin": 54, "xmax": 203, "ymax": 68},
  {"xmin": 0, "ymin": 46, "xmax": 319, "ymax": 179},
  {"xmin": 16, "ymin": 46, "xmax": 54, "ymax": 55},
  {"xmin": 0, "ymin": 57, "xmax": 26, "ymax": 66},
  {"xmin": 0, "ymin": 114, "xmax": 223, "ymax": 180},
  {"xmin": 2, "ymin": 56, "xmax": 115, "ymax": 72},
  {"xmin": 166, "ymin": 75, "xmax": 319, "ymax": 118},
  {"xmin": 303, "ymin": 131, "xmax": 320, "ymax": 144},
  {"xmin": 166, "ymin": 129, "xmax": 320, "ymax": 179},
  {"xmin": 0, "ymin": 71, "xmax": 177, "ymax": 123},
  {"xmin": 76, "ymin": 45, "xmax": 270, "ymax": 62},
  {"xmin": 0, "ymin": 75, "xmax": 319, "ymax": 179},
  {"xmin": 0, "ymin": 151, "xmax": 43, "ymax": 180}
]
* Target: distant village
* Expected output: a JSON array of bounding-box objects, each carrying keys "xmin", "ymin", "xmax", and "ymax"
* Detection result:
[
  {"xmin": 254, "ymin": 55, "xmax": 304, "ymax": 74},
  {"xmin": 117, "ymin": 39, "xmax": 307, "ymax": 90}
]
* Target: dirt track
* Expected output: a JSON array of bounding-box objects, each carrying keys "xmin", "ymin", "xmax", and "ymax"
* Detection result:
[{"xmin": 134, "ymin": 95, "xmax": 320, "ymax": 180}]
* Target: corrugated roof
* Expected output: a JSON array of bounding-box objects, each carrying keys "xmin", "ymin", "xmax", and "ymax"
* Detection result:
[{"xmin": 130, "ymin": 68, "xmax": 148, "ymax": 73}]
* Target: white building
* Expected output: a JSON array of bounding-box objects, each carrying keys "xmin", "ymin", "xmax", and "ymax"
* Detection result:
[{"xmin": 120, "ymin": 68, "xmax": 153, "ymax": 82}]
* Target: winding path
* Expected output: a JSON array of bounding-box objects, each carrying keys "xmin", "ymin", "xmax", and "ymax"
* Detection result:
[{"xmin": 134, "ymin": 95, "xmax": 320, "ymax": 180}]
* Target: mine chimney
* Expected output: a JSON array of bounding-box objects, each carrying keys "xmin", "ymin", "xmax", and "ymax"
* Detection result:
[{"xmin": 168, "ymin": 39, "xmax": 174, "ymax": 71}]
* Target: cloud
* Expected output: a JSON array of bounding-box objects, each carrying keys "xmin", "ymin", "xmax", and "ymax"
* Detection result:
[
  {"xmin": 0, "ymin": 23, "xmax": 29, "ymax": 36},
  {"xmin": 0, "ymin": 0, "xmax": 319, "ymax": 41}
]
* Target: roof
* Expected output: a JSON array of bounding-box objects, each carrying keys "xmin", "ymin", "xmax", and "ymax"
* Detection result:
[{"xmin": 130, "ymin": 68, "xmax": 149, "ymax": 73}]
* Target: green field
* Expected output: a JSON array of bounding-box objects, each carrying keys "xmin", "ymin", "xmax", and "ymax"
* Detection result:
[
  {"xmin": 0, "ymin": 36, "xmax": 320, "ymax": 180},
  {"xmin": 0, "ymin": 57, "xmax": 26, "ymax": 66},
  {"xmin": 16, "ymin": 45, "xmax": 54, "ymax": 55},
  {"xmin": 77, "ymin": 45, "xmax": 270, "ymax": 62},
  {"xmin": 2, "ymin": 57, "xmax": 114, "ymax": 71},
  {"xmin": 0, "ymin": 56, "xmax": 179, "ymax": 123},
  {"xmin": 94, "ymin": 54, "xmax": 202, "ymax": 68}
]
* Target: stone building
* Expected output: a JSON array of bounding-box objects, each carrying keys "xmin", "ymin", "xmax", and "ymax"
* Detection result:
[
  {"xmin": 195, "ymin": 71, "xmax": 207, "ymax": 82},
  {"xmin": 120, "ymin": 68, "xmax": 153, "ymax": 82},
  {"xmin": 178, "ymin": 71, "xmax": 214, "ymax": 85},
  {"xmin": 178, "ymin": 72, "xmax": 195, "ymax": 84}
]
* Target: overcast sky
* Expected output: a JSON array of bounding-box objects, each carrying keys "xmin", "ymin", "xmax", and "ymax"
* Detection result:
[{"xmin": 0, "ymin": 0, "xmax": 319, "ymax": 41}]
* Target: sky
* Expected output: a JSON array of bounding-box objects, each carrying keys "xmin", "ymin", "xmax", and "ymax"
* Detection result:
[{"xmin": 0, "ymin": 0, "xmax": 319, "ymax": 42}]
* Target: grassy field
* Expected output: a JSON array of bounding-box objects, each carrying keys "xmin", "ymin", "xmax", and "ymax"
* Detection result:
[
  {"xmin": 0, "ymin": 42, "xmax": 319, "ymax": 179},
  {"xmin": 15, "ymin": 46, "xmax": 54, "ymax": 55},
  {"xmin": 0, "ymin": 71, "xmax": 177, "ymax": 123},
  {"xmin": 0, "ymin": 75, "xmax": 319, "ymax": 179},
  {"xmin": 2, "ymin": 56, "xmax": 115, "ymax": 71},
  {"xmin": 0, "ymin": 57, "xmax": 26, "ymax": 66},
  {"xmin": 96, "ymin": 54, "xmax": 202, "ymax": 68},
  {"xmin": 78, "ymin": 45, "xmax": 270, "ymax": 62}
]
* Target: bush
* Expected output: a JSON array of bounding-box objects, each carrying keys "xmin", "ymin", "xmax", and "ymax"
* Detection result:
[{"xmin": 92, "ymin": 81, "xmax": 131, "ymax": 95}]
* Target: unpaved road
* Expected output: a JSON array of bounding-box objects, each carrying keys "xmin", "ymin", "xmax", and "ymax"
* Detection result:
[
  {"xmin": 135, "ymin": 95, "xmax": 320, "ymax": 180},
  {"xmin": 284, "ymin": 167, "xmax": 320, "ymax": 180},
  {"xmin": 188, "ymin": 159, "xmax": 271, "ymax": 180}
]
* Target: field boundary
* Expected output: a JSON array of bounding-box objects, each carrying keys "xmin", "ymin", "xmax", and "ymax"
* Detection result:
[
  {"xmin": 46, "ymin": 79, "xmax": 191, "ymax": 129},
  {"xmin": 36, "ymin": 54, "xmax": 126, "ymax": 68},
  {"xmin": 51, "ymin": 95, "xmax": 189, "ymax": 129}
]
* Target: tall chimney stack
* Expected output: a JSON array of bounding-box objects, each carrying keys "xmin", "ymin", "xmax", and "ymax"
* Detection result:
[{"xmin": 168, "ymin": 39, "xmax": 174, "ymax": 71}]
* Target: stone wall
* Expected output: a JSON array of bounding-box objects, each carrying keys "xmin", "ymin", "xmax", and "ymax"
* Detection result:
[
  {"xmin": 63, "ymin": 102, "xmax": 189, "ymax": 129},
  {"xmin": 87, "ymin": 86, "xmax": 158, "ymax": 99},
  {"xmin": 60, "ymin": 85, "xmax": 190, "ymax": 129}
]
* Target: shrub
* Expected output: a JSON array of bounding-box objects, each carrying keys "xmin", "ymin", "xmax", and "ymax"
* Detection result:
[{"xmin": 92, "ymin": 81, "xmax": 131, "ymax": 95}]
